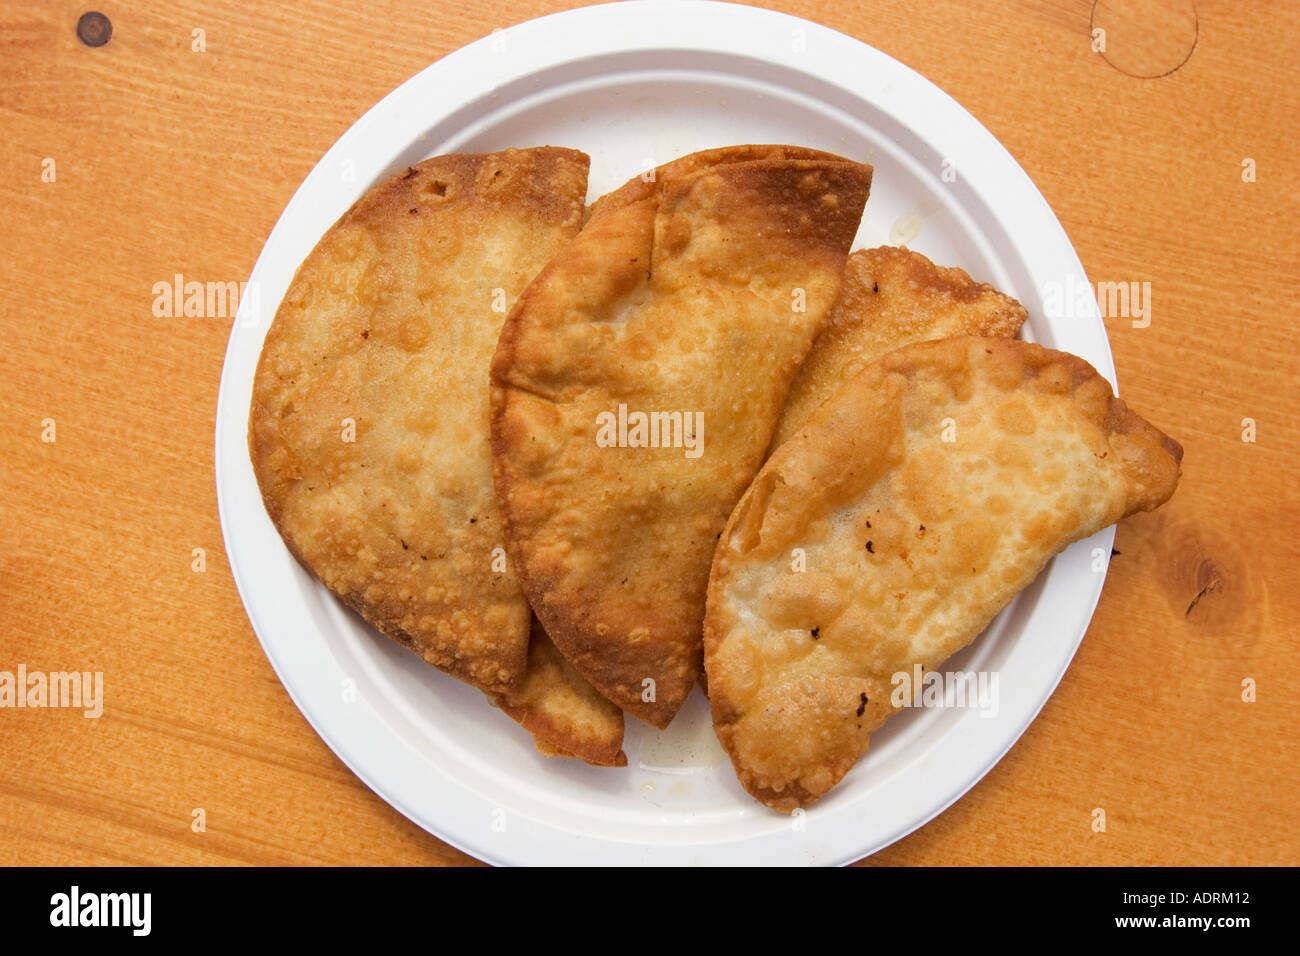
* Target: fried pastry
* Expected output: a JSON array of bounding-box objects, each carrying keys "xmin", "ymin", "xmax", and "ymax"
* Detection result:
[
  {"xmin": 769, "ymin": 245, "xmax": 1027, "ymax": 451},
  {"xmin": 249, "ymin": 147, "xmax": 590, "ymax": 694},
  {"xmin": 493, "ymin": 617, "xmax": 627, "ymax": 767},
  {"xmin": 705, "ymin": 336, "xmax": 1183, "ymax": 811},
  {"xmin": 491, "ymin": 145, "xmax": 873, "ymax": 727}
]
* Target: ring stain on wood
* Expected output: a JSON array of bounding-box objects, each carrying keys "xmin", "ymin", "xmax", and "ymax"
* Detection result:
[{"xmin": 1118, "ymin": 506, "xmax": 1262, "ymax": 655}]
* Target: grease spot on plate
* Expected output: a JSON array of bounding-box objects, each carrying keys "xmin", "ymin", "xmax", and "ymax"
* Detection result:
[
  {"xmin": 635, "ymin": 689, "xmax": 728, "ymax": 773},
  {"xmin": 890, "ymin": 212, "xmax": 922, "ymax": 245}
]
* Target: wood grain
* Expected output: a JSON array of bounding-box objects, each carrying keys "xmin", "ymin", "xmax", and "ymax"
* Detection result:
[{"xmin": 1, "ymin": 0, "xmax": 1296, "ymax": 866}]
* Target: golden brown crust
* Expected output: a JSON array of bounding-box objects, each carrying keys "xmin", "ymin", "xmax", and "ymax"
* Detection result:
[
  {"xmin": 587, "ymin": 144, "xmax": 858, "ymax": 220},
  {"xmin": 531, "ymin": 736, "xmax": 577, "ymax": 759},
  {"xmin": 705, "ymin": 336, "xmax": 1182, "ymax": 811},
  {"xmin": 492, "ymin": 146, "xmax": 872, "ymax": 727},
  {"xmin": 249, "ymin": 147, "xmax": 590, "ymax": 695},
  {"xmin": 769, "ymin": 245, "xmax": 1029, "ymax": 451},
  {"xmin": 493, "ymin": 617, "xmax": 627, "ymax": 767}
]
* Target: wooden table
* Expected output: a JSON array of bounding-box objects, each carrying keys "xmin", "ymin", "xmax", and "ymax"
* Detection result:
[{"xmin": 2, "ymin": 0, "xmax": 1296, "ymax": 866}]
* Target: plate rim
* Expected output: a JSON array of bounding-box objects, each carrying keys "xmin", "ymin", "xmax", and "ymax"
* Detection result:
[{"xmin": 214, "ymin": 0, "xmax": 1114, "ymax": 866}]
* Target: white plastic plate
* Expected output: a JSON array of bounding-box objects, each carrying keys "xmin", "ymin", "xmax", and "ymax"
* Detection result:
[{"xmin": 215, "ymin": 0, "xmax": 1114, "ymax": 865}]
